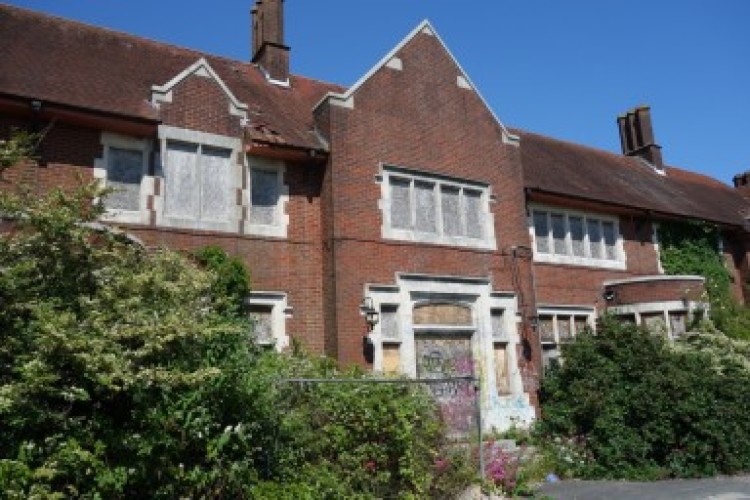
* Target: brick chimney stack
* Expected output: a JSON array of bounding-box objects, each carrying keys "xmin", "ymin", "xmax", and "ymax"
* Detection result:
[
  {"xmin": 251, "ymin": 0, "xmax": 289, "ymax": 84},
  {"xmin": 733, "ymin": 171, "xmax": 750, "ymax": 198},
  {"xmin": 617, "ymin": 106, "xmax": 664, "ymax": 169}
]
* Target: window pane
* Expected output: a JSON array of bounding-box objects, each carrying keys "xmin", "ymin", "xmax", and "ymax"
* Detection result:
[
  {"xmin": 107, "ymin": 147, "xmax": 142, "ymax": 210},
  {"xmin": 165, "ymin": 141, "xmax": 199, "ymax": 218},
  {"xmin": 588, "ymin": 219, "xmax": 603, "ymax": 259},
  {"xmin": 551, "ymin": 213, "xmax": 566, "ymax": 255},
  {"xmin": 414, "ymin": 181, "xmax": 436, "ymax": 233},
  {"xmin": 441, "ymin": 186, "xmax": 461, "ymax": 236},
  {"xmin": 465, "ymin": 189, "xmax": 483, "ymax": 239},
  {"xmin": 669, "ymin": 311, "xmax": 687, "ymax": 337},
  {"xmin": 380, "ymin": 305, "xmax": 399, "ymax": 340},
  {"xmin": 390, "ymin": 177, "xmax": 411, "ymax": 229},
  {"xmin": 574, "ymin": 316, "xmax": 588, "ymax": 335},
  {"xmin": 569, "ymin": 216, "xmax": 585, "ymax": 257},
  {"xmin": 603, "ymin": 221, "xmax": 617, "ymax": 260},
  {"xmin": 201, "ymin": 146, "xmax": 232, "ymax": 221},
  {"xmin": 250, "ymin": 168, "xmax": 279, "ymax": 225},
  {"xmin": 533, "ymin": 211, "xmax": 549, "ymax": 253}
]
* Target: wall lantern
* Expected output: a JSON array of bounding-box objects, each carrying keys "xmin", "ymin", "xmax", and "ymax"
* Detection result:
[
  {"xmin": 359, "ymin": 296, "xmax": 380, "ymax": 332},
  {"xmin": 603, "ymin": 289, "xmax": 616, "ymax": 302},
  {"xmin": 529, "ymin": 315, "xmax": 539, "ymax": 331}
]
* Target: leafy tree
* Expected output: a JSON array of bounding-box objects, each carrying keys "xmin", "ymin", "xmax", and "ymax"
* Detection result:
[{"xmin": 539, "ymin": 318, "xmax": 750, "ymax": 479}]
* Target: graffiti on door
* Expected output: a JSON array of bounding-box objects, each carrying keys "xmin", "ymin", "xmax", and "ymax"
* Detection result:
[{"xmin": 416, "ymin": 335, "xmax": 476, "ymax": 437}]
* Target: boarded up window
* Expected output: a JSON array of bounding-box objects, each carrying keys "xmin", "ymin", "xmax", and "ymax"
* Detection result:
[
  {"xmin": 574, "ymin": 316, "xmax": 588, "ymax": 335},
  {"xmin": 669, "ymin": 311, "xmax": 687, "ymax": 337},
  {"xmin": 539, "ymin": 315, "xmax": 555, "ymax": 342},
  {"xmin": 558, "ymin": 315, "xmax": 572, "ymax": 340},
  {"xmin": 390, "ymin": 177, "xmax": 411, "ymax": 229},
  {"xmin": 380, "ymin": 304, "xmax": 399, "ymax": 340},
  {"xmin": 248, "ymin": 304, "xmax": 274, "ymax": 344},
  {"xmin": 250, "ymin": 168, "xmax": 279, "ymax": 225},
  {"xmin": 533, "ymin": 211, "xmax": 549, "ymax": 253},
  {"xmin": 642, "ymin": 312, "xmax": 666, "ymax": 334},
  {"xmin": 415, "ymin": 181, "xmax": 436, "ymax": 233},
  {"xmin": 491, "ymin": 308, "xmax": 505, "ymax": 340},
  {"xmin": 201, "ymin": 146, "xmax": 232, "ymax": 221},
  {"xmin": 107, "ymin": 147, "xmax": 142, "ymax": 210},
  {"xmin": 413, "ymin": 303, "xmax": 472, "ymax": 326},
  {"xmin": 165, "ymin": 141, "xmax": 200, "ymax": 219},
  {"xmin": 465, "ymin": 190, "xmax": 483, "ymax": 239},
  {"xmin": 441, "ymin": 186, "xmax": 461, "ymax": 236},
  {"xmin": 569, "ymin": 216, "xmax": 585, "ymax": 257},
  {"xmin": 382, "ymin": 343, "xmax": 400, "ymax": 375},
  {"xmin": 494, "ymin": 343, "xmax": 511, "ymax": 395}
]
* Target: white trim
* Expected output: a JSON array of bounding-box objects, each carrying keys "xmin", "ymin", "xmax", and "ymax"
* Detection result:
[
  {"xmin": 365, "ymin": 273, "xmax": 534, "ymax": 431},
  {"xmin": 529, "ymin": 203, "xmax": 627, "ymax": 270},
  {"xmin": 245, "ymin": 292, "xmax": 290, "ymax": 351},
  {"xmin": 603, "ymin": 275, "xmax": 705, "ymax": 287},
  {"xmin": 537, "ymin": 306, "xmax": 597, "ymax": 345},
  {"xmin": 607, "ymin": 300, "xmax": 708, "ymax": 339},
  {"xmin": 151, "ymin": 58, "xmax": 249, "ymax": 119},
  {"xmin": 311, "ymin": 20, "xmax": 518, "ymax": 146},
  {"xmin": 379, "ymin": 165, "xmax": 497, "ymax": 250}
]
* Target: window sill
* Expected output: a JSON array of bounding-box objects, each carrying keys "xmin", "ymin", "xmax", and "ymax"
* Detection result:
[
  {"xmin": 534, "ymin": 253, "xmax": 626, "ymax": 270},
  {"xmin": 383, "ymin": 228, "xmax": 496, "ymax": 251}
]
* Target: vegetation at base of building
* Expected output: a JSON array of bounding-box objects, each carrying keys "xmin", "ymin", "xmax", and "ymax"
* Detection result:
[
  {"xmin": 0, "ymin": 183, "xmax": 474, "ymax": 498},
  {"xmin": 658, "ymin": 219, "xmax": 750, "ymax": 340},
  {"xmin": 537, "ymin": 317, "xmax": 750, "ymax": 480},
  {"xmin": 0, "ymin": 128, "xmax": 40, "ymax": 170},
  {"xmin": 193, "ymin": 245, "xmax": 250, "ymax": 317}
]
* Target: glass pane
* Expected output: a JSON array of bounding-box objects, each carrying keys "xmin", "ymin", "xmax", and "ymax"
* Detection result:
[
  {"xmin": 165, "ymin": 141, "xmax": 199, "ymax": 219},
  {"xmin": 250, "ymin": 168, "xmax": 279, "ymax": 225},
  {"xmin": 588, "ymin": 219, "xmax": 603, "ymax": 259},
  {"xmin": 569, "ymin": 216, "xmax": 585, "ymax": 257},
  {"xmin": 603, "ymin": 221, "xmax": 617, "ymax": 260},
  {"xmin": 107, "ymin": 147, "xmax": 142, "ymax": 210},
  {"xmin": 465, "ymin": 189, "xmax": 483, "ymax": 239},
  {"xmin": 551, "ymin": 213, "xmax": 566, "ymax": 255},
  {"xmin": 539, "ymin": 315, "xmax": 555, "ymax": 342},
  {"xmin": 441, "ymin": 186, "xmax": 461, "ymax": 236},
  {"xmin": 201, "ymin": 146, "xmax": 232, "ymax": 221},
  {"xmin": 380, "ymin": 304, "xmax": 399, "ymax": 340},
  {"xmin": 390, "ymin": 177, "xmax": 411, "ymax": 229},
  {"xmin": 414, "ymin": 181, "xmax": 436, "ymax": 233},
  {"xmin": 533, "ymin": 211, "xmax": 550, "ymax": 253}
]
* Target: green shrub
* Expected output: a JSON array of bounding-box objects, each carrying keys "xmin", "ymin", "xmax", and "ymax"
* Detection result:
[{"xmin": 539, "ymin": 318, "xmax": 750, "ymax": 479}]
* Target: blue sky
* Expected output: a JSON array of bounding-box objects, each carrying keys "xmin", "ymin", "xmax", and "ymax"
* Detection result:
[{"xmin": 8, "ymin": 0, "xmax": 750, "ymax": 184}]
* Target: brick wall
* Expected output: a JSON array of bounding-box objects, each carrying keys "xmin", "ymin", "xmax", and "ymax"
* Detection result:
[
  {"xmin": 604, "ymin": 278, "xmax": 705, "ymax": 306},
  {"xmin": 319, "ymin": 28, "xmax": 540, "ymax": 387}
]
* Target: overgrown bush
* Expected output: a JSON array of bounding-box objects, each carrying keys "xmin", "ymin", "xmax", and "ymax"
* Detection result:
[
  {"xmin": 0, "ymin": 183, "xmax": 471, "ymax": 497},
  {"xmin": 539, "ymin": 318, "xmax": 750, "ymax": 479}
]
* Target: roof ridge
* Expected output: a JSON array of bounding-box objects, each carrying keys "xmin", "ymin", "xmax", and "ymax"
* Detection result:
[{"xmin": 510, "ymin": 126, "xmax": 638, "ymax": 164}]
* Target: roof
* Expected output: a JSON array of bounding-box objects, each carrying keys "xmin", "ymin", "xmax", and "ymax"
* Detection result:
[
  {"xmin": 516, "ymin": 128, "xmax": 750, "ymax": 228},
  {"xmin": 0, "ymin": 4, "xmax": 343, "ymax": 150}
]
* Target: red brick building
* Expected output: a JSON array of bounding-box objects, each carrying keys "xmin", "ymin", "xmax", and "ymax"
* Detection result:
[{"xmin": 1, "ymin": 1, "xmax": 748, "ymax": 430}]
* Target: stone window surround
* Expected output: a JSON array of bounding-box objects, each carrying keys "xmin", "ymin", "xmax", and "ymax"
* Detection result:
[
  {"xmin": 378, "ymin": 165, "xmax": 497, "ymax": 250},
  {"xmin": 94, "ymin": 132, "xmax": 153, "ymax": 225},
  {"xmin": 244, "ymin": 156, "xmax": 290, "ymax": 239},
  {"xmin": 537, "ymin": 305, "xmax": 596, "ymax": 345},
  {"xmin": 607, "ymin": 300, "xmax": 708, "ymax": 340},
  {"xmin": 529, "ymin": 204, "xmax": 627, "ymax": 270},
  {"xmin": 364, "ymin": 273, "xmax": 533, "ymax": 430},
  {"xmin": 245, "ymin": 291, "xmax": 291, "ymax": 351}
]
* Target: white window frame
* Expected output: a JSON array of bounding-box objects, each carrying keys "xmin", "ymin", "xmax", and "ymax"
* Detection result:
[
  {"xmin": 155, "ymin": 125, "xmax": 242, "ymax": 233},
  {"xmin": 529, "ymin": 204, "xmax": 626, "ymax": 270},
  {"xmin": 244, "ymin": 156, "xmax": 289, "ymax": 238},
  {"xmin": 245, "ymin": 292, "xmax": 290, "ymax": 351},
  {"xmin": 607, "ymin": 301, "xmax": 707, "ymax": 340},
  {"xmin": 379, "ymin": 165, "xmax": 496, "ymax": 250},
  {"xmin": 94, "ymin": 132, "xmax": 152, "ymax": 225},
  {"xmin": 537, "ymin": 305, "xmax": 596, "ymax": 345}
]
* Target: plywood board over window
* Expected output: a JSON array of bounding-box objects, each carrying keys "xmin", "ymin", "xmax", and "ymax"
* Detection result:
[{"xmin": 413, "ymin": 303, "xmax": 472, "ymax": 326}]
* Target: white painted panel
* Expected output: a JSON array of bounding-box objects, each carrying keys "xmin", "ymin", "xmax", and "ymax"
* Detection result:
[
  {"xmin": 465, "ymin": 189, "xmax": 483, "ymax": 239},
  {"xmin": 165, "ymin": 142, "xmax": 199, "ymax": 219},
  {"xmin": 107, "ymin": 147, "xmax": 142, "ymax": 211},
  {"xmin": 201, "ymin": 146, "xmax": 232, "ymax": 221},
  {"xmin": 415, "ymin": 181, "xmax": 436, "ymax": 233},
  {"xmin": 441, "ymin": 186, "xmax": 461, "ymax": 236},
  {"xmin": 390, "ymin": 178, "xmax": 411, "ymax": 230}
]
